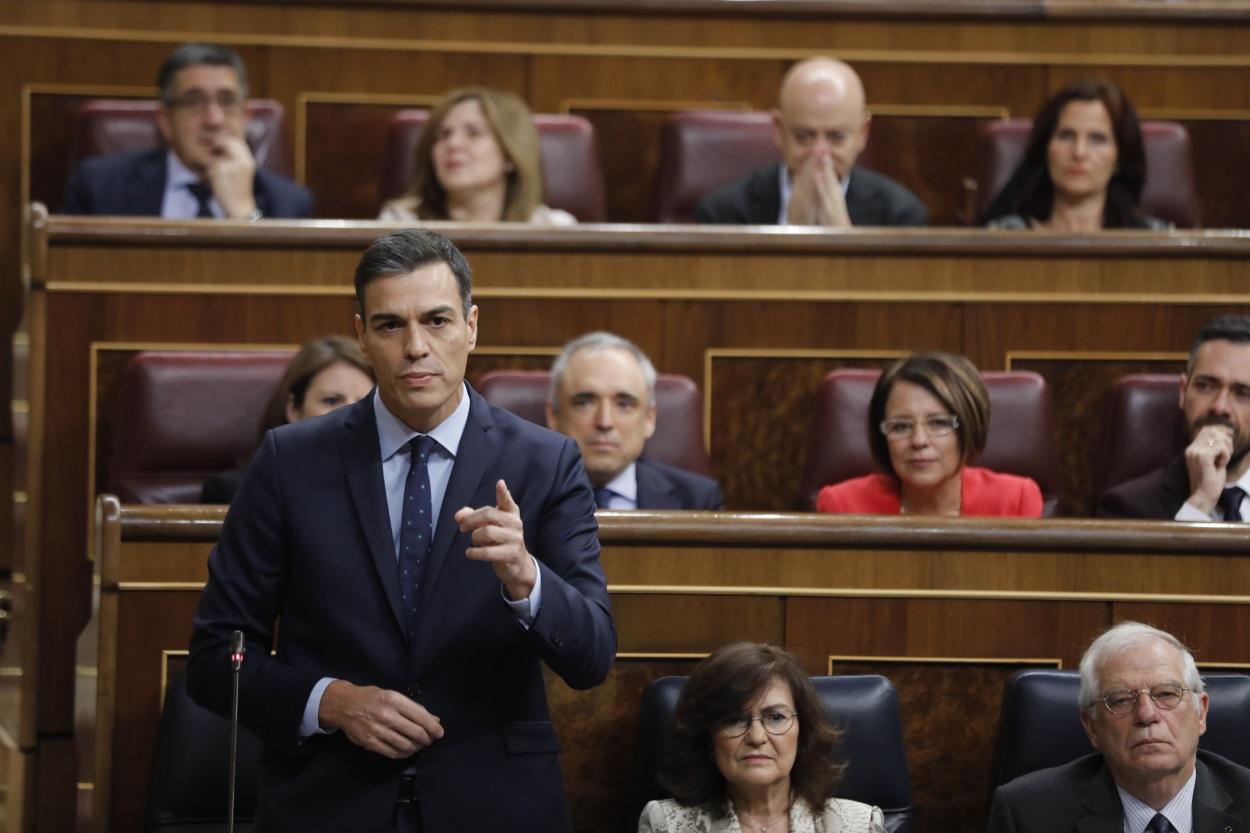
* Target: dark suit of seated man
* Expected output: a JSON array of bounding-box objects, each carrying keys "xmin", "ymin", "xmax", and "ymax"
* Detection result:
[
  {"xmin": 987, "ymin": 621, "xmax": 1250, "ymax": 833},
  {"xmin": 695, "ymin": 56, "xmax": 927, "ymax": 229},
  {"xmin": 545, "ymin": 331, "xmax": 724, "ymax": 511},
  {"xmin": 187, "ymin": 230, "xmax": 614, "ymax": 832},
  {"xmin": 1100, "ymin": 315, "xmax": 1250, "ymax": 522},
  {"xmin": 61, "ymin": 42, "xmax": 311, "ymax": 220}
]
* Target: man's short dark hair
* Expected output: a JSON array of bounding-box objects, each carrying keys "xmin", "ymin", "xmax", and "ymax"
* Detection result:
[
  {"xmin": 354, "ymin": 229, "xmax": 473, "ymax": 317},
  {"xmin": 158, "ymin": 43, "xmax": 249, "ymax": 102},
  {"xmin": 1187, "ymin": 315, "xmax": 1250, "ymax": 374}
]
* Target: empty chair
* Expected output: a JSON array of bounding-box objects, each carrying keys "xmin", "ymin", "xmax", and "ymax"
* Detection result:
[
  {"xmin": 800, "ymin": 367, "xmax": 1063, "ymax": 515},
  {"xmin": 651, "ymin": 110, "xmax": 780, "ymax": 223},
  {"xmin": 626, "ymin": 674, "xmax": 914, "ymax": 833},
  {"xmin": 146, "ymin": 672, "xmax": 263, "ymax": 832},
  {"xmin": 990, "ymin": 668, "xmax": 1250, "ymax": 788},
  {"xmin": 107, "ymin": 350, "xmax": 292, "ymax": 504},
  {"xmin": 72, "ymin": 98, "xmax": 293, "ymax": 177},
  {"xmin": 377, "ymin": 108, "xmax": 607, "ymax": 222},
  {"xmin": 476, "ymin": 369, "xmax": 713, "ymax": 476},
  {"xmin": 976, "ymin": 119, "xmax": 1199, "ymax": 228},
  {"xmin": 1095, "ymin": 373, "xmax": 1187, "ymax": 499}
]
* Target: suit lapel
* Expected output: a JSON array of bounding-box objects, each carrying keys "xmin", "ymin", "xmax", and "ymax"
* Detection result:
[
  {"xmin": 129, "ymin": 150, "xmax": 169, "ymax": 216},
  {"xmin": 636, "ymin": 460, "xmax": 680, "ymax": 509},
  {"xmin": 339, "ymin": 398, "xmax": 407, "ymax": 637},
  {"xmin": 1194, "ymin": 758, "xmax": 1240, "ymax": 833},
  {"xmin": 1077, "ymin": 765, "xmax": 1127, "ymax": 833},
  {"xmin": 748, "ymin": 165, "xmax": 784, "ymax": 224},
  {"xmin": 415, "ymin": 389, "xmax": 496, "ymax": 619}
]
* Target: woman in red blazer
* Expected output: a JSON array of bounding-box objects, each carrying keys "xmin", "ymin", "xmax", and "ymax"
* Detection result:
[{"xmin": 816, "ymin": 352, "xmax": 1043, "ymax": 517}]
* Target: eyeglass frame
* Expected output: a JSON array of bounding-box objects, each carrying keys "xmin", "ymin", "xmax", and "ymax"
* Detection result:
[
  {"xmin": 716, "ymin": 706, "xmax": 799, "ymax": 738},
  {"xmin": 879, "ymin": 414, "xmax": 960, "ymax": 442},
  {"xmin": 162, "ymin": 90, "xmax": 246, "ymax": 115},
  {"xmin": 1089, "ymin": 683, "xmax": 1191, "ymax": 717}
]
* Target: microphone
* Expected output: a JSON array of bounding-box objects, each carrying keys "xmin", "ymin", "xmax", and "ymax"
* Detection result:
[{"xmin": 228, "ymin": 630, "xmax": 245, "ymax": 833}]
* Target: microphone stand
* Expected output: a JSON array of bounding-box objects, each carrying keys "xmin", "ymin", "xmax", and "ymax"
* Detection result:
[{"xmin": 228, "ymin": 630, "xmax": 246, "ymax": 833}]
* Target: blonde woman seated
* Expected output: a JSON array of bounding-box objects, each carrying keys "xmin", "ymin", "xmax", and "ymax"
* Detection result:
[
  {"xmin": 378, "ymin": 86, "xmax": 575, "ymax": 225},
  {"xmin": 640, "ymin": 642, "xmax": 885, "ymax": 833},
  {"xmin": 816, "ymin": 352, "xmax": 1042, "ymax": 517}
]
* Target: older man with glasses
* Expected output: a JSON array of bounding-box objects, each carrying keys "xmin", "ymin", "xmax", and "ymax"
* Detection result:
[
  {"xmin": 62, "ymin": 42, "xmax": 311, "ymax": 219},
  {"xmin": 988, "ymin": 621, "xmax": 1250, "ymax": 833}
]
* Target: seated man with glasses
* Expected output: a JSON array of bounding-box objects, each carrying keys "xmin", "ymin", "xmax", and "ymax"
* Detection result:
[
  {"xmin": 988, "ymin": 621, "xmax": 1250, "ymax": 833},
  {"xmin": 62, "ymin": 42, "xmax": 311, "ymax": 219},
  {"xmin": 816, "ymin": 352, "xmax": 1042, "ymax": 516}
]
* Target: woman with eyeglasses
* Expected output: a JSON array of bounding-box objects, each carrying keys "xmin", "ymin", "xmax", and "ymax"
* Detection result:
[
  {"xmin": 639, "ymin": 642, "xmax": 884, "ymax": 833},
  {"xmin": 816, "ymin": 352, "xmax": 1042, "ymax": 517}
]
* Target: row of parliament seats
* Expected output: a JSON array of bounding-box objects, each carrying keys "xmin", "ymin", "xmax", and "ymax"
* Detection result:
[
  {"xmin": 106, "ymin": 351, "xmax": 1187, "ymax": 513},
  {"xmin": 64, "ymin": 99, "xmax": 1201, "ymax": 226},
  {"xmin": 145, "ymin": 668, "xmax": 1250, "ymax": 832}
]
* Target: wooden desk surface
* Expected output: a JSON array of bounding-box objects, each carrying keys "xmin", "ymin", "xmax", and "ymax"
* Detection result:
[{"xmin": 81, "ymin": 502, "xmax": 1250, "ymax": 833}]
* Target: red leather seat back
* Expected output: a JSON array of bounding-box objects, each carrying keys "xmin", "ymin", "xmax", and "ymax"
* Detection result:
[
  {"xmin": 800, "ymin": 369, "xmax": 1063, "ymax": 514},
  {"xmin": 108, "ymin": 351, "xmax": 293, "ymax": 504},
  {"xmin": 74, "ymin": 99, "xmax": 293, "ymax": 176},
  {"xmin": 651, "ymin": 110, "xmax": 780, "ymax": 223},
  {"xmin": 977, "ymin": 119, "xmax": 1199, "ymax": 228},
  {"xmin": 377, "ymin": 110, "xmax": 607, "ymax": 222},
  {"xmin": 477, "ymin": 369, "xmax": 712, "ymax": 476},
  {"xmin": 1096, "ymin": 373, "xmax": 1187, "ymax": 496}
]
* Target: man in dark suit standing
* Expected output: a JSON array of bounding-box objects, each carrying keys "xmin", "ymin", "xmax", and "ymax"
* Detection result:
[
  {"xmin": 695, "ymin": 56, "xmax": 927, "ymax": 228},
  {"xmin": 187, "ymin": 229, "xmax": 614, "ymax": 832},
  {"xmin": 62, "ymin": 42, "xmax": 311, "ymax": 219},
  {"xmin": 988, "ymin": 621, "xmax": 1250, "ymax": 833},
  {"xmin": 546, "ymin": 331, "xmax": 724, "ymax": 510},
  {"xmin": 1100, "ymin": 315, "xmax": 1250, "ymax": 521}
]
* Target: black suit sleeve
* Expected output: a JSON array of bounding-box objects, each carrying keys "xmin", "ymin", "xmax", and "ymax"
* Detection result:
[{"xmin": 61, "ymin": 163, "xmax": 94, "ymax": 214}]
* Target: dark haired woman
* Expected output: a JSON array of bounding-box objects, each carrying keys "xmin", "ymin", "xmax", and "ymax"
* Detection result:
[
  {"xmin": 983, "ymin": 79, "xmax": 1168, "ymax": 231},
  {"xmin": 640, "ymin": 642, "xmax": 885, "ymax": 833}
]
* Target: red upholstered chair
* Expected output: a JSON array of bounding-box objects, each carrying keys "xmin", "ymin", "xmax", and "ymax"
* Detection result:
[
  {"xmin": 800, "ymin": 368, "xmax": 1063, "ymax": 515},
  {"xmin": 377, "ymin": 110, "xmax": 607, "ymax": 222},
  {"xmin": 1095, "ymin": 373, "xmax": 1187, "ymax": 498},
  {"xmin": 476, "ymin": 369, "xmax": 713, "ymax": 476},
  {"xmin": 650, "ymin": 110, "xmax": 781, "ymax": 223},
  {"xmin": 107, "ymin": 350, "xmax": 294, "ymax": 504},
  {"xmin": 976, "ymin": 119, "xmax": 1199, "ymax": 228},
  {"xmin": 72, "ymin": 98, "xmax": 293, "ymax": 177}
]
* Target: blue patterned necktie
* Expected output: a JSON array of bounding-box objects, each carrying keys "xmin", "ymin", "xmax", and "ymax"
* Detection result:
[
  {"xmin": 1145, "ymin": 813, "xmax": 1174, "ymax": 833},
  {"xmin": 186, "ymin": 182, "xmax": 214, "ymax": 218},
  {"xmin": 398, "ymin": 436, "xmax": 436, "ymax": 636},
  {"xmin": 593, "ymin": 487, "xmax": 614, "ymax": 510},
  {"xmin": 1217, "ymin": 485, "xmax": 1245, "ymax": 522}
]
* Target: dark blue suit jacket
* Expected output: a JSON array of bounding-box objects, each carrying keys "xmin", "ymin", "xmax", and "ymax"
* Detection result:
[
  {"xmin": 61, "ymin": 148, "xmax": 313, "ymax": 218},
  {"xmin": 187, "ymin": 388, "xmax": 615, "ymax": 832},
  {"xmin": 635, "ymin": 458, "xmax": 723, "ymax": 510}
]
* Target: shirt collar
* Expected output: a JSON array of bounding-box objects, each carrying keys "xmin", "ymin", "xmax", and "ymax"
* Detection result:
[
  {"xmin": 165, "ymin": 149, "xmax": 202, "ymax": 191},
  {"xmin": 1115, "ymin": 766, "xmax": 1196, "ymax": 833},
  {"xmin": 372, "ymin": 383, "xmax": 471, "ymax": 462},
  {"xmin": 599, "ymin": 462, "xmax": 638, "ymax": 504}
]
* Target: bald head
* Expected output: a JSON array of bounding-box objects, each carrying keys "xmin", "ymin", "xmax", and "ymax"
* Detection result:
[{"xmin": 774, "ymin": 57, "xmax": 870, "ymax": 181}]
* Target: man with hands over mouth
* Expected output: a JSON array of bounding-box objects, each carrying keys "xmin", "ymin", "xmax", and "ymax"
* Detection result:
[
  {"xmin": 62, "ymin": 42, "xmax": 311, "ymax": 220},
  {"xmin": 695, "ymin": 56, "xmax": 928, "ymax": 228},
  {"xmin": 187, "ymin": 229, "xmax": 614, "ymax": 833},
  {"xmin": 1100, "ymin": 315, "xmax": 1250, "ymax": 521}
]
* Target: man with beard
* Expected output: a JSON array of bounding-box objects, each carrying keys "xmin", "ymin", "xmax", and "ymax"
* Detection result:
[{"xmin": 1100, "ymin": 315, "xmax": 1250, "ymax": 520}]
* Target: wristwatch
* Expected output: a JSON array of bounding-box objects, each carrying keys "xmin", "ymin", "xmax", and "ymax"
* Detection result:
[{"xmin": 245, "ymin": 208, "xmax": 263, "ymax": 222}]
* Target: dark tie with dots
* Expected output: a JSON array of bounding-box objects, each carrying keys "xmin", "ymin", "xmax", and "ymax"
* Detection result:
[
  {"xmin": 186, "ymin": 182, "xmax": 214, "ymax": 218},
  {"xmin": 1145, "ymin": 813, "xmax": 1174, "ymax": 833},
  {"xmin": 398, "ymin": 436, "xmax": 436, "ymax": 636},
  {"xmin": 1217, "ymin": 485, "xmax": 1246, "ymax": 522},
  {"xmin": 594, "ymin": 487, "xmax": 614, "ymax": 510}
]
